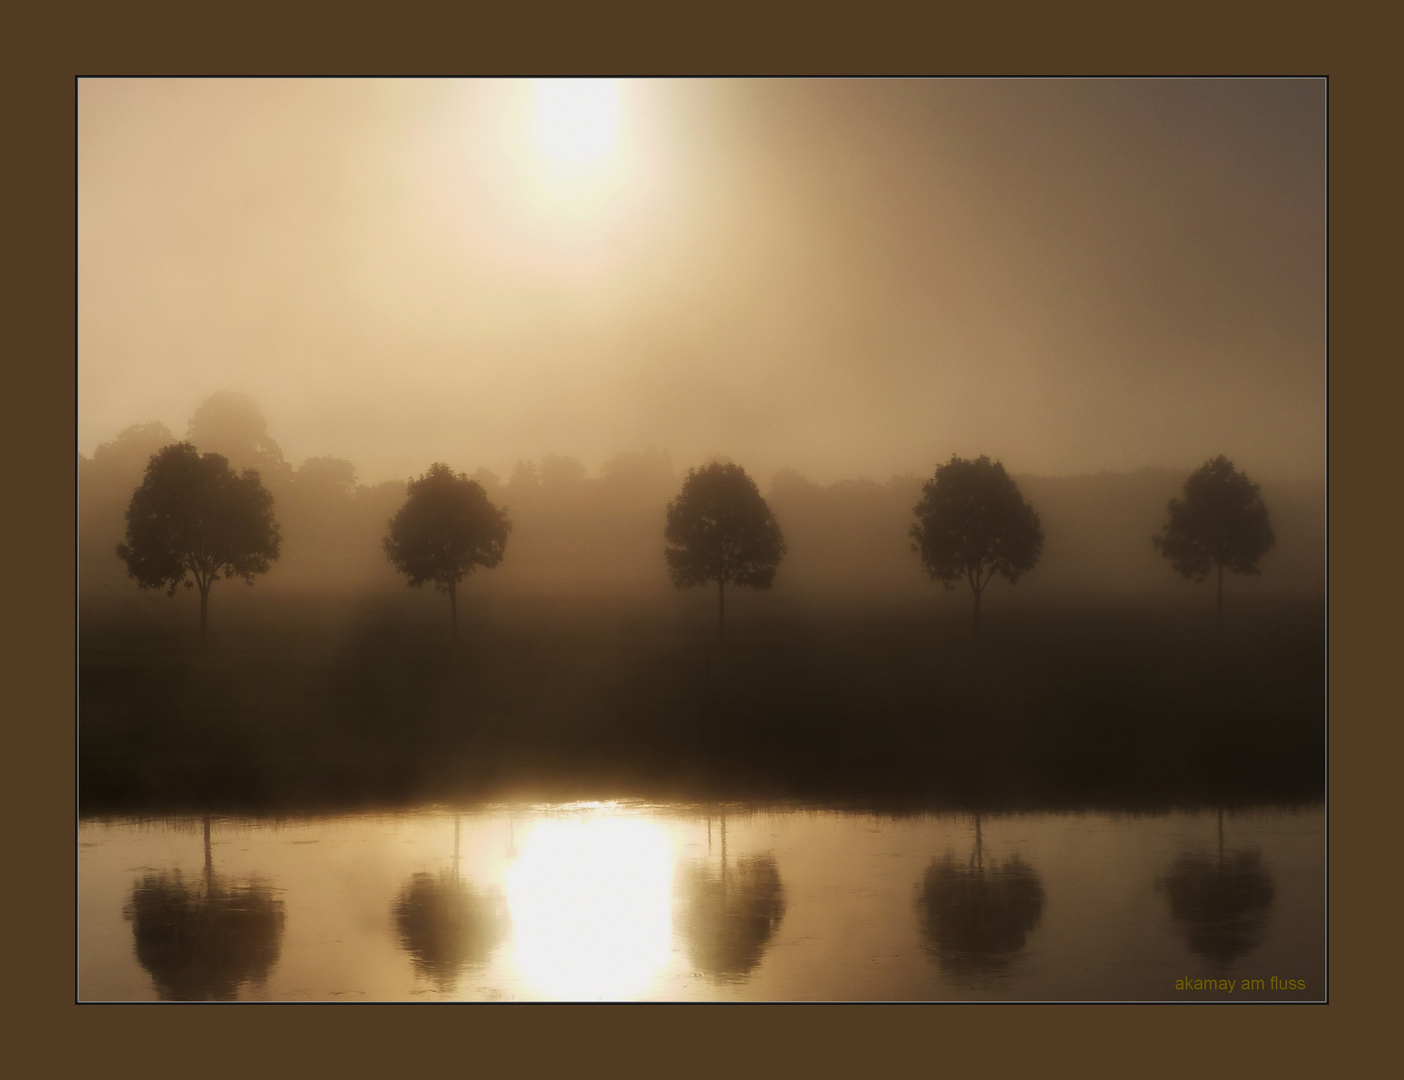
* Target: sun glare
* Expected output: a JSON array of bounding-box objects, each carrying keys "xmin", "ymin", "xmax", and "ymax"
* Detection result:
[
  {"xmin": 533, "ymin": 80, "xmax": 622, "ymax": 169},
  {"xmin": 505, "ymin": 810, "xmax": 674, "ymax": 1000}
]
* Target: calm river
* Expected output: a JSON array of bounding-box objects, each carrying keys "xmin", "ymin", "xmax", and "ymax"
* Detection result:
[{"xmin": 78, "ymin": 802, "xmax": 1324, "ymax": 1001}]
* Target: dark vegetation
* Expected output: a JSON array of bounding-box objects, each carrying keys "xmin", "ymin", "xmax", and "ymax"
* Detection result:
[
  {"xmin": 81, "ymin": 398, "xmax": 1324, "ymax": 612},
  {"xmin": 80, "ymin": 590, "xmax": 1323, "ymax": 816},
  {"xmin": 911, "ymin": 455, "xmax": 1044, "ymax": 635},
  {"xmin": 116, "ymin": 442, "xmax": 281, "ymax": 645},
  {"xmin": 80, "ymin": 394, "xmax": 1324, "ymax": 817},
  {"xmin": 1154, "ymin": 455, "xmax": 1276, "ymax": 626},
  {"xmin": 664, "ymin": 462, "xmax": 786, "ymax": 636},
  {"xmin": 383, "ymin": 463, "xmax": 511, "ymax": 641}
]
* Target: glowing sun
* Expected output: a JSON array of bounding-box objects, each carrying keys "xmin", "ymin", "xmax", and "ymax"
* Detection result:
[{"xmin": 532, "ymin": 79, "xmax": 622, "ymax": 169}]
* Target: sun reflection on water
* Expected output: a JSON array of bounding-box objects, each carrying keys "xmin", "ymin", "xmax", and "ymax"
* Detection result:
[{"xmin": 504, "ymin": 808, "xmax": 674, "ymax": 1000}]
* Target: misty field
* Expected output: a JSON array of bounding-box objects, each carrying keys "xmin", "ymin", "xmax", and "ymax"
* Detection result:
[{"xmin": 79, "ymin": 591, "xmax": 1323, "ymax": 815}]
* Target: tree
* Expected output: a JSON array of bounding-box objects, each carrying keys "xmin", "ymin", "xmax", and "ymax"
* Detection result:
[
  {"xmin": 116, "ymin": 442, "xmax": 281, "ymax": 645},
  {"xmin": 1153, "ymin": 456, "xmax": 1274, "ymax": 626},
  {"xmin": 664, "ymin": 462, "xmax": 786, "ymax": 637},
  {"xmin": 185, "ymin": 391, "xmax": 291, "ymax": 485},
  {"xmin": 910, "ymin": 455, "xmax": 1044, "ymax": 635},
  {"xmin": 383, "ymin": 463, "xmax": 511, "ymax": 641},
  {"xmin": 81, "ymin": 422, "xmax": 177, "ymax": 592}
]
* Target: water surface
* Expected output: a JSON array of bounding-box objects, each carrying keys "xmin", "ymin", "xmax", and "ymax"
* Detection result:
[{"xmin": 78, "ymin": 802, "xmax": 1323, "ymax": 1001}]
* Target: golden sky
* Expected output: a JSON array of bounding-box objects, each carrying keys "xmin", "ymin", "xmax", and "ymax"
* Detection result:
[{"xmin": 78, "ymin": 79, "xmax": 1324, "ymax": 485}]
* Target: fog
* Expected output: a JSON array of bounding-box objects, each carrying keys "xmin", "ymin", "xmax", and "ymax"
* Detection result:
[
  {"xmin": 79, "ymin": 79, "xmax": 1324, "ymax": 488},
  {"xmin": 78, "ymin": 391, "xmax": 1323, "ymax": 612}
]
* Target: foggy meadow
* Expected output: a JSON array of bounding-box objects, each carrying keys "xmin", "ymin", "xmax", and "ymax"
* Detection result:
[{"xmin": 79, "ymin": 391, "xmax": 1323, "ymax": 812}]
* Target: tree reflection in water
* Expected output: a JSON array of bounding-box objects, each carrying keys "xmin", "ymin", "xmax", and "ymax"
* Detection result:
[
  {"xmin": 1159, "ymin": 809, "xmax": 1275, "ymax": 968},
  {"xmin": 916, "ymin": 814, "xmax": 1045, "ymax": 978},
  {"xmin": 124, "ymin": 815, "xmax": 285, "ymax": 1000},
  {"xmin": 393, "ymin": 813, "xmax": 508, "ymax": 992},
  {"xmin": 675, "ymin": 815, "xmax": 786, "ymax": 983}
]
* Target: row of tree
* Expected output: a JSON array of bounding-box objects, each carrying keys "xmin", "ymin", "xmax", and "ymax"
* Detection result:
[
  {"xmin": 84, "ymin": 395, "xmax": 1317, "ymax": 606},
  {"xmin": 113, "ymin": 431, "xmax": 1275, "ymax": 643}
]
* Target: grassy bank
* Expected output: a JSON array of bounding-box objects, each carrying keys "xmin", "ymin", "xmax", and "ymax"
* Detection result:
[{"xmin": 78, "ymin": 591, "xmax": 1325, "ymax": 814}]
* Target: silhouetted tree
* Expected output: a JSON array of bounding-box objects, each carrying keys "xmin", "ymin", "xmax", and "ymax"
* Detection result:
[
  {"xmin": 383, "ymin": 463, "xmax": 511, "ymax": 641},
  {"xmin": 116, "ymin": 442, "xmax": 281, "ymax": 644},
  {"xmin": 1153, "ymin": 455, "xmax": 1274, "ymax": 625},
  {"xmin": 664, "ymin": 462, "xmax": 786, "ymax": 637},
  {"xmin": 910, "ymin": 455, "xmax": 1044, "ymax": 635}
]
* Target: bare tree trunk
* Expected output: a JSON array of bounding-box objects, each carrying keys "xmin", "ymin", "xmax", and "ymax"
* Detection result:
[
  {"xmin": 199, "ymin": 582, "xmax": 210, "ymax": 647},
  {"xmin": 971, "ymin": 584, "xmax": 982, "ymax": 638},
  {"xmin": 449, "ymin": 581, "xmax": 458, "ymax": 642},
  {"xmin": 717, "ymin": 578, "xmax": 725, "ymax": 641},
  {"xmin": 1216, "ymin": 562, "xmax": 1224, "ymax": 629}
]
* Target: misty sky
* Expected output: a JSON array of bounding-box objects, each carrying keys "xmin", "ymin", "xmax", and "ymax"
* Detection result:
[{"xmin": 78, "ymin": 79, "xmax": 1324, "ymax": 486}]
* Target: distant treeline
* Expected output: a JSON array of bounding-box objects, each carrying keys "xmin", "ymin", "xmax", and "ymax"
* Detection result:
[{"xmin": 79, "ymin": 394, "xmax": 1324, "ymax": 607}]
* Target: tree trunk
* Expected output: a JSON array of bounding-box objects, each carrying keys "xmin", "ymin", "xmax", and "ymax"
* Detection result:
[
  {"xmin": 198, "ymin": 582, "xmax": 210, "ymax": 647},
  {"xmin": 1216, "ymin": 562, "xmax": 1224, "ymax": 629},
  {"xmin": 449, "ymin": 581, "xmax": 458, "ymax": 642},
  {"xmin": 971, "ymin": 583, "xmax": 982, "ymax": 638},
  {"xmin": 721, "ymin": 813, "xmax": 728, "ymax": 903},
  {"xmin": 717, "ymin": 578, "xmax": 726, "ymax": 641}
]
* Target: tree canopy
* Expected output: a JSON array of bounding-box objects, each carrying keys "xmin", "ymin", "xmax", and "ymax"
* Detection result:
[
  {"xmin": 664, "ymin": 462, "xmax": 786, "ymax": 635},
  {"xmin": 1153, "ymin": 455, "xmax": 1274, "ymax": 623},
  {"xmin": 186, "ymin": 391, "xmax": 290, "ymax": 483},
  {"xmin": 116, "ymin": 442, "xmax": 281, "ymax": 643},
  {"xmin": 910, "ymin": 455, "xmax": 1044, "ymax": 634},
  {"xmin": 383, "ymin": 463, "xmax": 511, "ymax": 639}
]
